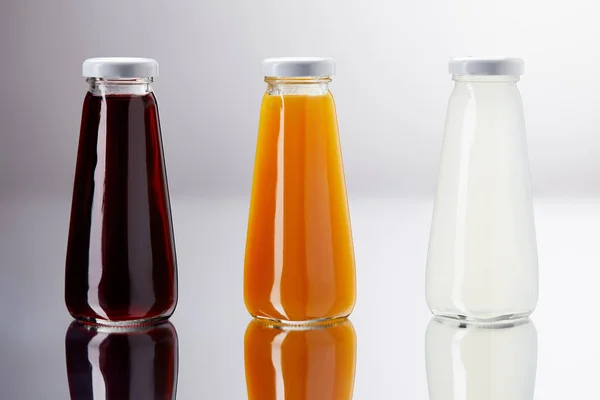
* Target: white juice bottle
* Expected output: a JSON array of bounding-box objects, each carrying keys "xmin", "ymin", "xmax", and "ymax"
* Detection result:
[{"xmin": 426, "ymin": 57, "xmax": 538, "ymax": 322}]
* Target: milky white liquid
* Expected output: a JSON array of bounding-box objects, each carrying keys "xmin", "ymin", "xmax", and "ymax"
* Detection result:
[
  {"xmin": 425, "ymin": 317, "xmax": 537, "ymax": 400},
  {"xmin": 426, "ymin": 76, "xmax": 538, "ymax": 321}
]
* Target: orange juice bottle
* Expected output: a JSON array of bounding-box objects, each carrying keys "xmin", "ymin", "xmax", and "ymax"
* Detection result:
[
  {"xmin": 244, "ymin": 57, "xmax": 356, "ymax": 324},
  {"xmin": 244, "ymin": 318, "xmax": 357, "ymax": 400}
]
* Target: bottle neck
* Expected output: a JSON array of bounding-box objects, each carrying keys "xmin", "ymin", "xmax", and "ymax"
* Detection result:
[
  {"xmin": 449, "ymin": 73, "xmax": 523, "ymax": 114},
  {"xmin": 87, "ymin": 77, "xmax": 154, "ymax": 96},
  {"xmin": 451, "ymin": 75, "xmax": 521, "ymax": 102},
  {"xmin": 265, "ymin": 77, "xmax": 331, "ymax": 95}
]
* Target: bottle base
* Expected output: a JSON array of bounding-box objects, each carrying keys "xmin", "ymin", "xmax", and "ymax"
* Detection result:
[
  {"xmin": 251, "ymin": 314, "xmax": 349, "ymax": 329},
  {"xmin": 431, "ymin": 310, "xmax": 533, "ymax": 327},
  {"xmin": 74, "ymin": 315, "xmax": 171, "ymax": 328}
]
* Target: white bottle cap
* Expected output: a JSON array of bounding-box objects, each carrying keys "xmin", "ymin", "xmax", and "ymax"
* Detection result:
[
  {"xmin": 449, "ymin": 57, "xmax": 524, "ymax": 76},
  {"xmin": 82, "ymin": 57, "xmax": 159, "ymax": 78},
  {"xmin": 262, "ymin": 57, "xmax": 335, "ymax": 78}
]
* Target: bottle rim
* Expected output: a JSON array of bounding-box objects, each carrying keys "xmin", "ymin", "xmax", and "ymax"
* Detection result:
[
  {"xmin": 452, "ymin": 75, "xmax": 520, "ymax": 82},
  {"xmin": 264, "ymin": 76, "xmax": 331, "ymax": 84}
]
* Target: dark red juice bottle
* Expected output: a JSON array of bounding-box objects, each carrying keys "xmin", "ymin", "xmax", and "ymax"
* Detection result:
[
  {"xmin": 65, "ymin": 58, "xmax": 177, "ymax": 325},
  {"xmin": 65, "ymin": 320, "xmax": 179, "ymax": 399}
]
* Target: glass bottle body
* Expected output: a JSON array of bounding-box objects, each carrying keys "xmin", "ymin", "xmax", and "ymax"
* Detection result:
[
  {"xmin": 65, "ymin": 78, "xmax": 178, "ymax": 325},
  {"xmin": 244, "ymin": 78, "xmax": 356, "ymax": 324},
  {"xmin": 426, "ymin": 75, "xmax": 538, "ymax": 322}
]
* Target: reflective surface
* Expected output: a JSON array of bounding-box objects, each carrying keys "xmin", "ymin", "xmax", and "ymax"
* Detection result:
[
  {"xmin": 65, "ymin": 321, "xmax": 178, "ymax": 399},
  {"xmin": 426, "ymin": 317, "xmax": 537, "ymax": 399},
  {"xmin": 245, "ymin": 319, "xmax": 356, "ymax": 399},
  {"xmin": 0, "ymin": 197, "xmax": 596, "ymax": 398}
]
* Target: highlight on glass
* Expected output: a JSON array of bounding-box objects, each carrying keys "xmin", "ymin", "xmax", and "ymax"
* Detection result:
[
  {"xmin": 426, "ymin": 57, "xmax": 538, "ymax": 322},
  {"xmin": 65, "ymin": 58, "xmax": 178, "ymax": 326},
  {"xmin": 244, "ymin": 57, "xmax": 356, "ymax": 325}
]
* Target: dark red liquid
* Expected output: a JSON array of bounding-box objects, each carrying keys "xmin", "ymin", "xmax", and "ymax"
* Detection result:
[
  {"xmin": 65, "ymin": 321, "xmax": 178, "ymax": 399},
  {"xmin": 65, "ymin": 91, "xmax": 177, "ymax": 323}
]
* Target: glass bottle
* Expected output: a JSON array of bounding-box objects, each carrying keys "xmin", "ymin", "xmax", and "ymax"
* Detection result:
[
  {"xmin": 244, "ymin": 318, "xmax": 357, "ymax": 399},
  {"xmin": 65, "ymin": 321, "xmax": 179, "ymax": 399},
  {"xmin": 426, "ymin": 317, "xmax": 537, "ymax": 399},
  {"xmin": 426, "ymin": 57, "xmax": 538, "ymax": 322},
  {"xmin": 65, "ymin": 58, "xmax": 178, "ymax": 326},
  {"xmin": 244, "ymin": 57, "xmax": 356, "ymax": 325}
]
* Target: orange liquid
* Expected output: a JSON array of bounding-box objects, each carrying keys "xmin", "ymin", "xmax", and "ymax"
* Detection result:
[
  {"xmin": 244, "ymin": 91, "xmax": 356, "ymax": 322},
  {"xmin": 244, "ymin": 319, "xmax": 357, "ymax": 400}
]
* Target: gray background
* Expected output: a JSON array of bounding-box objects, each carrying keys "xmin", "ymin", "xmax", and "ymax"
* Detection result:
[
  {"xmin": 2, "ymin": 0, "xmax": 600, "ymax": 200},
  {"xmin": 1, "ymin": 1, "xmax": 599, "ymax": 398}
]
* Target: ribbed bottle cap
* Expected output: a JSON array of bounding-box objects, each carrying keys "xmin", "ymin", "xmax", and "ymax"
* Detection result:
[
  {"xmin": 449, "ymin": 57, "xmax": 524, "ymax": 76},
  {"xmin": 262, "ymin": 57, "xmax": 335, "ymax": 77},
  {"xmin": 82, "ymin": 57, "xmax": 159, "ymax": 78}
]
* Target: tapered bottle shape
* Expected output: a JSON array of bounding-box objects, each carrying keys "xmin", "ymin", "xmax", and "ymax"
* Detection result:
[
  {"xmin": 65, "ymin": 58, "xmax": 177, "ymax": 325},
  {"xmin": 426, "ymin": 58, "xmax": 538, "ymax": 321},
  {"xmin": 244, "ymin": 58, "xmax": 356, "ymax": 323}
]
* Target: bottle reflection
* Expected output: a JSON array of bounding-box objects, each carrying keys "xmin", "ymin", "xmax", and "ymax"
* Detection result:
[
  {"xmin": 244, "ymin": 318, "xmax": 357, "ymax": 400},
  {"xmin": 65, "ymin": 321, "xmax": 178, "ymax": 399},
  {"xmin": 426, "ymin": 317, "xmax": 537, "ymax": 400}
]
